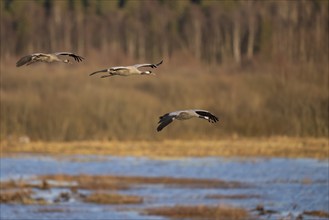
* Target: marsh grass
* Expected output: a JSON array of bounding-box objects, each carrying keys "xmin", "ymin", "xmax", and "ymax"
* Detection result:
[
  {"xmin": 1, "ymin": 137, "xmax": 328, "ymax": 159},
  {"xmin": 0, "ymin": 189, "xmax": 46, "ymax": 205},
  {"xmin": 38, "ymin": 174, "xmax": 248, "ymax": 190},
  {"xmin": 144, "ymin": 205, "xmax": 251, "ymax": 220},
  {"xmin": 1, "ymin": 60, "xmax": 328, "ymax": 141},
  {"xmin": 303, "ymin": 210, "xmax": 329, "ymax": 218},
  {"xmin": 36, "ymin": 208, "xmax": 71, "ymax": 213},
  {"xmin": 83, "ymin": 192, "xmax": 143, "ymax": 205},
  {"xmin": 38, "ymin": 174, "xmax": 131, "ymax": 191},
  {"xmin": 0, "ymin": 174, "xmax": 247, "ymax": 206},
  {"xmin": 205, "ymin": 194, "xmax": 261, "ymax": 200}
]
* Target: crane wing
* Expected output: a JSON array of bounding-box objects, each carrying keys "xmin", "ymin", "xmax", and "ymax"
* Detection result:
[
  {"xmin": 157, "ymin": 113, "xmax": 175, "ymax": 132},
  {"xmin": 195, "ymin": 110, "xmax": 219, "ymax": 123},
  {"xmin": 89, "ymin": 69, "xmax": 108, "ymax": 76},
  {"xmin": 16, "ymin": 53, "xmax": 46, "ymax": 67},
  {"xmin": 16, "ymin": 55, "xmax": 33, "ymax": 67},
  {"xmin": 110, "ymin": 66, "xmax": 130, "ymax": 71},
  {"xmin": 55, "ymin": 52, "xmax": 84, "ymax": 62},
  {"xmin": 134, "ymin": 60, "xmax": 163, "ymax": 68}
]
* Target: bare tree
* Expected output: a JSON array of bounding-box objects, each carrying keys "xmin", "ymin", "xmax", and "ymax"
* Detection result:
[
  {"xmin": 246, "ymin": 1, "xmax": 257, "ymax": 60},
  {"xmin": 233, "ymin": 11, "xmax": 241, "ymax": 64}
]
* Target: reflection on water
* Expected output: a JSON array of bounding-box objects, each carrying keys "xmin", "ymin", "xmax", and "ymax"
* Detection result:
[{"xmin": 1, "ymin": 155, "xmax": 328, "ymax": 220}]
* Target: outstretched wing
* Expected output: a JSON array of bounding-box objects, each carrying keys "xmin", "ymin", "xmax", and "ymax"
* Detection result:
[
  {"xmin": 89, "ymin": 69, "xmax": 108, "ymax": 76},
  {"xmin": 195, "ymin": 110, "xmax": 219, "ymax": 123},
  {"xmin": 110, "ymin": 66, "xmax": 130, "ymax": 71},
  {"xmin": 157, "ymin": 113, "xmax": 175, "ymax": 132},
  {"xmin": 16, "ymin": 53, "xmax": 48, "ymax": 67},
  {"xmin": 134, "ymin": 60, "xmax": 163, "ymax": 69},
  {"xmin": 55, "ymin": 52, "xmax": 84, "ymax": 62},
  {"xmin": 158, "ymin": 113, "xmax": 170, "ymax": 124},
  {"xmin": 16, "ymin": 54, "xmax": 34, "ymax": 67}
]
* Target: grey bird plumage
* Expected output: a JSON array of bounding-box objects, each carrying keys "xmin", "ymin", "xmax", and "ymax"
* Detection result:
[
  {"xmin": 16, "ymin": 52, "xmax": 84, "ymax": 67},
  {"xmin": 157, "ymin": 109, "xmax": 219, "ymax": 132},
  {"xmin": 89, "ymin": 60, "xmax": 163, "ymax": 78}
]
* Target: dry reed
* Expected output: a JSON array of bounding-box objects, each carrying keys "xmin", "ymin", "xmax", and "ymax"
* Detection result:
[
  {"xmin": 144, "ymin": 205, "xmax": 251, "ymax": 220},
  {"xmin": 1, "ymin": 60, "xmax": 328, "ymax": 142},
  {"xmin": 1, "ymin": 137, "xmax": 328, "ymax": 159},
  {"xmin": 83, "ymin": 192, "xmax": 143, "ymax": 205}
]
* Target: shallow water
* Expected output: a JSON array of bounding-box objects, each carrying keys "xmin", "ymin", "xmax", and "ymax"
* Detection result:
[{"xmin": 1, "ymin": 155, "xmax": 328, "ymax": 220}]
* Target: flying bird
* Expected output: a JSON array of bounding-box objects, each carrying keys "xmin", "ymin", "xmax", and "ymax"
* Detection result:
[
  {"xmin": 16, "ymin": 52, "xmax": 84, "ymax": 67},
  {"xmin": 157, "ymin": 109, "xmax": 219, "ymax": 132},
  {"xmin": 89, "ymin": 60, "xmax": 163, "ymax": 78}
]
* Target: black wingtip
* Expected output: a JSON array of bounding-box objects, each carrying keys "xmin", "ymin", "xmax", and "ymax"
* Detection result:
[
  {"xmin": 156, "ymin": 60, "xmax": 163, "ymax": 66},
  {"xmin": 89, "ymin": 69, "xmax": 107, "ymax": 76}
]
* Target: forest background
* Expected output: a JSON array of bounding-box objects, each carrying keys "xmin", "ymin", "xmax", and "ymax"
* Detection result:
[{"xmin": 0, "ymin": 0, "xmax": 328, "ymax": 142}]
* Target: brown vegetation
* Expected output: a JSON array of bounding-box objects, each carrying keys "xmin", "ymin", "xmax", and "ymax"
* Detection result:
[
  {"xmin": 84, "ymin": 192, "xmax": 143, "ymax": 205},
  {"xmin": 1, "ymin": 137, "xmax": 328, "ymax": 159},
  {"xmin": 1, "ymin": 62, "xmax": 328, "ymax": 141},
  {"xmin": 0, "ymin": 1, "xmax": 328, "ymax": 142},
  {"xmin": 2, "ymin": 174, "xmax": 327, "ymax": 219},
  {"xmin": 144, "ymin": 205, "xmax": 251, "ymax": 220},
  {"xmin": 252, "ymin": 204, "xmax": 278, "ymax": 216},
  {"xmin": 206, "ymin": 194, "xmax": 261, "ymax": 200},
  {"xmin": 45, "ymin": 174, "xmax": 131, "ymax": 191},
  {"xmin": 1, "ymin": 179, "xmax": 52, "ymax": 190},
  {"xmin": 1, "ymin": 174, "xmax": 247, "ymax": 206},
  {"xmin": 36, "ymin": 207, "xmax": 71, "ymax": 213},
  {"xmin": 0, "ymin": 189, "xmax": 46, "ymax": 204},
  {"xmin": 38, "ymin": 174, "xmax": 248, "ymax": 190},
  {"xmin": 303, "ymin": 210, "xmax": 329, "ymax": 218}
]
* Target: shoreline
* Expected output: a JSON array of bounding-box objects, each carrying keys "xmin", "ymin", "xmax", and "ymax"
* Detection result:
[{"xmin": 1, "ymin": 137, "xmax": 328, "ymax": 159}]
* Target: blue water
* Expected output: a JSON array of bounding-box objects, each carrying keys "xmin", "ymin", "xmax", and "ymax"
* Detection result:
[{"xmin": 1, "ymin": 155, "xmax": 328, "ymax": 220}]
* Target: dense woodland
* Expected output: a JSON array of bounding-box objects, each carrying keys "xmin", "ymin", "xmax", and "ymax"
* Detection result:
[
  {"xmin": 1, "ymin": 0, "xmax": 328, "ymax": 64},
  {"xmin": 0, "ymin": 0, "xmax": 328, "ymax": 141}
]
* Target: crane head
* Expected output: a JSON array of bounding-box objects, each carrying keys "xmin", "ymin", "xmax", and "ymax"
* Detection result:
[
  {"xmin": 142, "ymin": 70, "xmax": 156, "ymax": 76},
  {"xmin": 64, "ymin": 59, "xmax": 72, "ymax": 64}
]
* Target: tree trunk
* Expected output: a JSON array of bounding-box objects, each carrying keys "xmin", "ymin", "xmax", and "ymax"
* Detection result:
[
  {"xmin": 233, "ymin": 14, "xmax": 241, "ymax": 64},
  {"xmin": 247, "ymin": 14, "xmax": 255, "ymax": 60},
  {"xmin": 193, "ymin": 19, "xmax": 201, "ymax": 60}
]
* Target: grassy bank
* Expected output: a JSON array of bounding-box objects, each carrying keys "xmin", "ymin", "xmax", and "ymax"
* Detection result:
[{"xmin": 1, "ymin": 137, "xmax": 328, "ymax": 159}]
